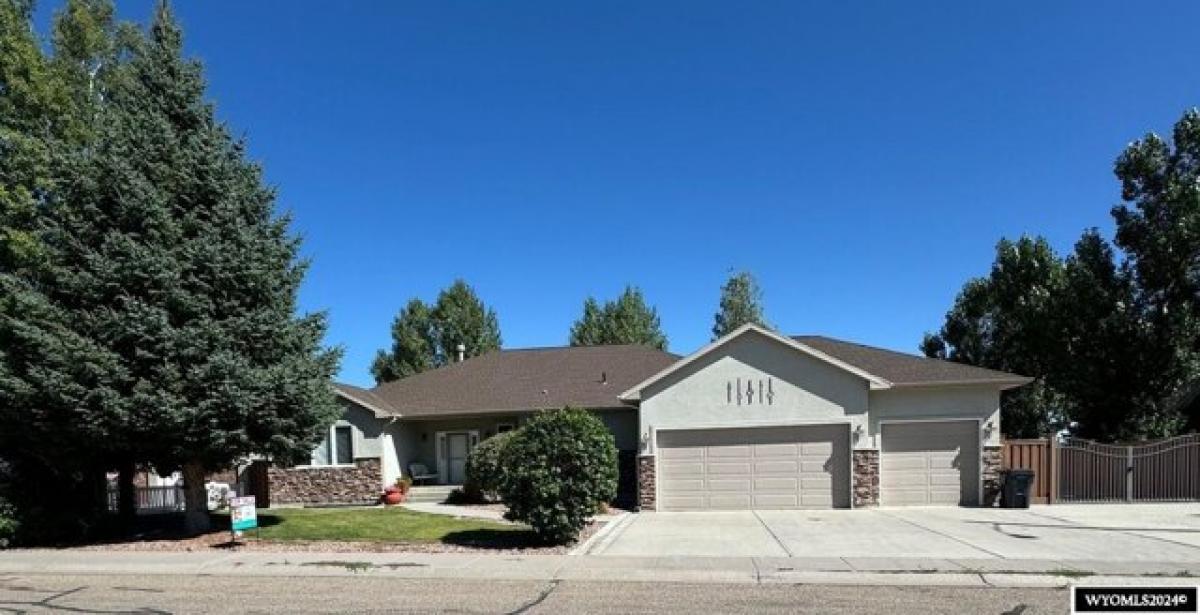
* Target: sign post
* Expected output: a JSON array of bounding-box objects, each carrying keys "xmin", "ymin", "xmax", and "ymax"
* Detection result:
[{"xmin": 229, "ymin": 495, "xmax": 258, "ymax": 542}]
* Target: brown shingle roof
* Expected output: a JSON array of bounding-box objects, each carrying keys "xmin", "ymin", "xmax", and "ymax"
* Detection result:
[
  {"xmin": 792, "ymin": 335, "xmax": 1031, "ymax": 387},
  {"xmin": 356, "ymin": 345, "xmax": 680, "ymax": 417}
]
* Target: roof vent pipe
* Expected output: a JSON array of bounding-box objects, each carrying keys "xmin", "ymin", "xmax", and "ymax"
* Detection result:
[
  {"xmin": 601, "ymin": 371, "xmax": 607, "ymax": 385},
  {"xmin": 456, "ymin": 344, "xmax": 465, "ymax": 363}
]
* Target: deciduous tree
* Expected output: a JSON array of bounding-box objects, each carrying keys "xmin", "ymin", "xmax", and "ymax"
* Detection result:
[
  {"xmin": 372, "ymin": 280, "xmax": 501, "ymax": 384},
  {"xmin": 569, "ymin": 286, "xmax": 667, "ymax": 350}
]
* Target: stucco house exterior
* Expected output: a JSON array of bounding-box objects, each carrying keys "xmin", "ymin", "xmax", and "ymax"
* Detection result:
[{"xmin": 264, "ymin": 324, "xmax": 1029, "ymax": 511}]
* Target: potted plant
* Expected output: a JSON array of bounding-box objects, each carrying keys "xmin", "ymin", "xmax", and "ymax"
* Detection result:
[
  {"xmin": 382, "ymin": 486, "xmax": 403, "ymax": 506},
  {"xmin": 382, "ymin": 477, "xmax": 412, "ymax": 506}
]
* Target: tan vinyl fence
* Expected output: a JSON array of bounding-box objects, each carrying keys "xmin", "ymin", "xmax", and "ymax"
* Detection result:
[
  {"xmin": 1001, "ymin": 434, "xmax": 1200, "ymax": 504},
  {"xmin": 1000, "ymin": 439, "xmax": 1053, "ymax": 504}
]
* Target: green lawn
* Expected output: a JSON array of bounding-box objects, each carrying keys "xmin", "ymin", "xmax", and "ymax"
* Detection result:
[{"xmin": 217, "ymin": 507, "xmax": 533, "ymax": 547}]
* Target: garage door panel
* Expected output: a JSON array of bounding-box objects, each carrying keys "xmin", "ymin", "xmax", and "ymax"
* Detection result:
[
  {"xmin": 656, "ymin": 425, "xmax": 850, "ymax": 511},
  {"xmin": 754, "ymin": 477, "xmax": 798, "ymax": 490},
  {"xmin": 881, "ymin": 421, "xmax": 979, "ymax": 507},
  {"xmin": 659, "ymin": 447, "xmax": 703, "ymax": 461},
  {"xmin": 755, "ymin": 460, "xmax": 799, "ymax": 474},
  {"xmin": 755, "ymin": 494, "xmax": 800, "ymax": 508},
  {"xmin": 707, "ymin": 445, "xmax": 752, "ymax": 458},
  {"xmin": 707, "ymin": 462, "xmax": 752, "ymax": 476},
  {"xmin": 708, "ymin": 479, "xmax": 751, "ymax": 492},
  {"xmin": 709, "ymin": 495, "xmax": 753, "ymax": 509},
  {"xmin": 660, "ymin": 496, "xmax": 705, "ymax": 509},
  {"xmin": 754, "ymin": 443, "xmax": 800, "ymax": 457}
]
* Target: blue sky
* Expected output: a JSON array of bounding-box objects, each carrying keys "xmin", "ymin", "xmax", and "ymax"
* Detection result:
[{"xmin": 35, "ymin": 2, "xmax": 1200, "ymax": 386}]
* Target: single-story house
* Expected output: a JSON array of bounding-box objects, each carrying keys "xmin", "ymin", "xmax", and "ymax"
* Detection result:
[{"xmin": 265, "ymin": 324, "xmax": 1029, "ymax": 511}]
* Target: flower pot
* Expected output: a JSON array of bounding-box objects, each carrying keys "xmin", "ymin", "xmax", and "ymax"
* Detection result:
[{"xmin": 383, "ymin": 490, "xmax": 403, "ymax": 506}]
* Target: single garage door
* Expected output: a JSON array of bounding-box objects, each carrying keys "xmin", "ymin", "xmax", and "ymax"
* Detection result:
[
  {"xmin": 880, "ymin": 421, "xmax": 979, "ymax": 506},
  {"xmin": 656, "ymin": 424, "xmax": 850, "ymax": 511}
]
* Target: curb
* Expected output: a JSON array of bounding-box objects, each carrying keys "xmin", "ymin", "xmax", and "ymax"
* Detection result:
[{"xmin": 569, "ymin": 512, "xmax": 632, "ymax": 556}]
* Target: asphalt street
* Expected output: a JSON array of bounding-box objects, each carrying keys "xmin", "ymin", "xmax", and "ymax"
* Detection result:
[{"xmin": 0, "ymin": 573, "xmax": 1068, "ymax": 614}]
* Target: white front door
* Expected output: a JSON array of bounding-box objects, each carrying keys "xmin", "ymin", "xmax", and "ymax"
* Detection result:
[{"xmin": 445, "ymin": 433, "xmax": 470, "ymax": 484}]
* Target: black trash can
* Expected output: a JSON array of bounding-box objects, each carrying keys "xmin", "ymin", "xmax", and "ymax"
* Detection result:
[{"xmin": 1000, "ymin": 469, "xmax": 1035, "ymax": 508}]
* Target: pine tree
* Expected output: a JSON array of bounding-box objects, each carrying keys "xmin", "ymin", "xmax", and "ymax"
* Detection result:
[
  {"xmin": 0, "ymin": 0, "xmax": 125, "ymax": 540},
  {"xmin": 569, "ymin": 286, "xmax": 667, "ymax": 349},
  {"xmin": 711, "ymin": 271, "xmax": 767, "ymax": 339},
  {"xmin": 3, "ymin": 4, "xmax": 341, "ymax": 534}
]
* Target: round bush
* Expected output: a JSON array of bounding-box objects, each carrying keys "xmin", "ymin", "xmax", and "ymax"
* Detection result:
[
  {"xmin": 497, "ymin": 408, "xmax": 617, "ymax": 545},
  {"xmin": 464, "ymin": 430, "xmax": 515, "ymax": 501},
  {"xmin": 0, "ymin": 498, "xmax": 16, "ymax": 549}
]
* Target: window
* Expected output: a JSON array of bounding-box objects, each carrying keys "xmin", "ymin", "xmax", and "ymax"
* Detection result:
[
  {"xmin": 496, "ymin": 423, "xmax": 515, "ymax": 434},
  {"xmin": 307, "ymin": 424, "xmax": 354, "ymax": 467},
  {"xmin": 334, "ymin": 425, "xmax": 353, "ymax": 465}
]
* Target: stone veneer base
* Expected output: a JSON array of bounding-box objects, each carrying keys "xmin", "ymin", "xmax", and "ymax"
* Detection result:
[
  {"xmin": 637, "ymin": 455, "xmax": 656, "ymax": 511},
  {"xmin": 981, "ymin": 445, "xmax": 1002, "ymax": 507},
  {"xmin": 852, "ymin": 449, "xmax": 880, "ymax": 507},
  {"xmin": 267, "ymin": 458, "xmax": 382, "ymax": 506}
]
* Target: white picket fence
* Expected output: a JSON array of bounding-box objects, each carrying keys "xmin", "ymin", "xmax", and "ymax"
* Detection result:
[{"xmin": 106, "ymin": 485, "xmax": 185, "ymax": 514}]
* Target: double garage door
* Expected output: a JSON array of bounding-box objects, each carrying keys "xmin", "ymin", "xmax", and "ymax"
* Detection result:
[
  {"xmin": 655, "ymin": 420, "xmax": 980, "ymax": 510},
  {"xmin": 656, "ymin": 424, "xmax": 850, "ymax": 511}
]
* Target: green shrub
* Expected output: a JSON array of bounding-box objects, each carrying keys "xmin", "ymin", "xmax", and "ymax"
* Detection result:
[
  {"xmin": 0, "ymin": 497, "xmax": 16, "ymax": 549},
  {"xmin": 465, "ymin": 430, "xmax": 515, "ymax": 501},
  {"xmin": 498, "ymin": 408, "xmax": 617, "ymax": 544}
]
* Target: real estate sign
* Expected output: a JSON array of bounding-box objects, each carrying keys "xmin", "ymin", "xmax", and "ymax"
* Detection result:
[{"xmin": 230, "ymin": 496, "xmax": 257, "ymax": 533}]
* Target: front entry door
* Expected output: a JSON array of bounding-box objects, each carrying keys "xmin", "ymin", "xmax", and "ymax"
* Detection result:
[{"xmin": 446, "ymin": 433, "xmax": 470, "ymax": 484}]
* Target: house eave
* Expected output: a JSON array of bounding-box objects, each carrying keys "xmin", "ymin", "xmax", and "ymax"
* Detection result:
[{"xmin": 618, "ymin": 324, "xmax": 893, "ymax": 401}]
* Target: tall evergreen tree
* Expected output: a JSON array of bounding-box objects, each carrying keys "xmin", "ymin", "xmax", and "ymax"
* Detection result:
[
  {"xmin": 0, "ymin": 0, "xmax": 125, "ymax": 540},
  {"xmin": 712, "ymin": 271, "xmax": 767, "ymax": 339},
  {"xmin": 371, "ymin": 279, "xmax": 501, "ymax": 384},
  {"xmin": 3, "ymin": 4, "xmax": 341, "ymax": 534},
  {"xmin": 569, "ymin": 286, "xmax": 667, "ymax": 349}
]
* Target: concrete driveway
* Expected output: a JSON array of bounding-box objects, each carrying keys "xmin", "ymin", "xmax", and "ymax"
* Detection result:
[{"xmin": 592, "ymin": 504, "xmax": 1200, "ymax": 562}]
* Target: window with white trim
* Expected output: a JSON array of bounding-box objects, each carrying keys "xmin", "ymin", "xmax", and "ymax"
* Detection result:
[{"xmin": 309, "ymin": 424, "xmax": 354, "ymax": 466}]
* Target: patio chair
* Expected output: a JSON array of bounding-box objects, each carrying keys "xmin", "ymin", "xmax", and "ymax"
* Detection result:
[{"xmin": 408, "ymin": 463, "xmax": 438, "ymax": 485}]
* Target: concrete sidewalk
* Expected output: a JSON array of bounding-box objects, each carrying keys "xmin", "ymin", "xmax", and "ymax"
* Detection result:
[{"xmin": 1, "ymin": 549, "xmax": 1196, "ymax": 588}]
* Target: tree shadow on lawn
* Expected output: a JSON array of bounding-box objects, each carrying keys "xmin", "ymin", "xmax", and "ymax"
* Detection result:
[
  {"xmin": 40, "ymin": 512, "xmax": 283, "ymax": 549},
  {"xmin": 439, "ymin": 528, "xmax": 554, "ymax": 550}
]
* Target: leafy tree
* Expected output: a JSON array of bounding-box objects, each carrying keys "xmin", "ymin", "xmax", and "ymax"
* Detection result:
[
  {"xmin": 1049, "ymin": 231, "xmax": 1173, "ymax": 439},
  {"xmin": 371, "ymin": 299, "xmax": 435, "ymax": 382},
  {"xmin": 712, "ymin": 271, "xmax": 768, "ymax": 339},
  {"xmin": 569, "ymin": 286, "xmax": 667, "ymax": 349},
  {"xmin": 371, "ymin": 279, "xmax": 501, "ymax": 384},
  {"xmin": 1111, "ymin": 109, "xmax": 1200, "ymax": 432},
  {"xmin": 498, "ymin": 408, "xmax": 617, "ymax": 544},
  {"xmin": 925, "ymin": 111, "xmax": 1200, "ymax": 441},
  {"xmin": 432, "ymin": 280, "xmax": 502, "ymax": 365},
  {"xmin": 3, "ymin": 4, "xmax": 341, "ymax": 534},
  {"xmin": 921, "ymin": 236, "xmax": 1066, "ymax": 437}
]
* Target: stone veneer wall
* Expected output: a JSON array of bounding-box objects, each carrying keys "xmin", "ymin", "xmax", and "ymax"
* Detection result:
[
  {"xmin": 267, "ymin": 458, "xmax": 382, "ymax": 506},
  {"xmin": 637, "ymin": 455, "xmax": 656, "ymax": 511},
  {"xmin": 981, "ymin": 445, "xmax": 1002, "ymax": 507},
  {"xmin": 852, "ymin": 449, "xmax": 879, "ymax": 507}
]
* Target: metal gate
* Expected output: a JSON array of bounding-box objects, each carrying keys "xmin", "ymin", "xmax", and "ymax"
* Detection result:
[{"xmin": 1057, "ymin": 434, "xmax": 1200, "ymax": 503}]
